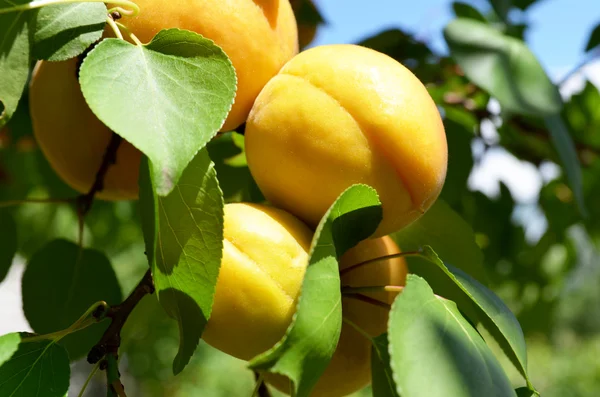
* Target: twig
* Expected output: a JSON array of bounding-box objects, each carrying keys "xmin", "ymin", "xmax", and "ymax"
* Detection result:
[
  {"xmin": 76, "ymin": 132, "xmax": 123, "ymax": 244},
  {"xmin": 87, "ymin": 269, "xmax": 154, "ymax": 364},
  {"xmin": 343, "ymin": 293, "xmax": 391, "ymax": 311}
]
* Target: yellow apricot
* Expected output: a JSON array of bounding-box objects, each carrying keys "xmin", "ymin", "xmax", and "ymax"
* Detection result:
[
  {"xmin": 266, "ymin": 236, "xmax": 406, "ymax": 397},
  {"xmin": 30, "ymin": 0, "xmax": 298, "ymax": 200},
  {"xmin": 29, "ymin": 60, "xmax": 142, "ymax": 200},
  {"xmin": 202, "ymin": 202, "xmax": 313, "ymax": 360},
  {"xmin": 113, "ymin": 0, "xmax": 299, "ymax": 132},
  {"xmin": 245, "ymin": 44, "xmax": 448, "ymax": 237}
]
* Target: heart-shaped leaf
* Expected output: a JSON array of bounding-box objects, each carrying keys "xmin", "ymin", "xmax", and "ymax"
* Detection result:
[
  {"xmin": 139, "ymin": 148, "xmax": 224, "ymax": 375},
  {"xmin": 250, "ymin": 184, "xmax": 383, "ymax": 397},
  {"xmin": 80, "ymin": 28, "xmax": 237, "ymax": 196},
  {"xmin": 22, "ymin": 239, "xmax": 122, "ymax": 360},
  {"xmin": 388, "ymin": 275, "xmax": 516, "ymax": 397},
  {"xmin": 0, "ymin": 333, "xmax": 70, "ymax": 397},
  {"xmin": 32, "ymin": 3, "xmax": 107, "ymax": 61}
]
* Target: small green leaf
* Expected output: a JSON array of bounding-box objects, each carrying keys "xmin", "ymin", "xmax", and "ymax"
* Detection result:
[
  {"xmin": 22, "ymin": 239, "xmax": 122, "ymax": 360},
  {"xmin": 0, "ymin": 333, "xmax": 70, "ymax": 397},
  {"xmin": 0, "ymin": 211, "xmax": 17, "ymax": 282},
  {"xmin": 388, "ymin": 275, "xmax": 516, "ymax": 397},
  {"xmin": 412, "ymin": 246, "xmax": 536, "ymax": 392},
  {"xmin": 250, "ymin": 184, "xmax": 383, "ymax": 397},
  {"xmin": 32, "ymin": 3, "xmax": 107, "ymax": 61},
  {"xmin": 80, "ymin": 29, "xmax": 237, "ymax": 196},
  {"xmin": 371, "ymin": 334, "xmax": 399, "ymax": 397},
  {"xmin": 139, "ymin": 148, "xmax": 224, "ymax": 375},
  {"xmin": 444, "ymin": 18, "xmax": 562, "ymax": 116},
  {"xmin": 585, "ymin": 22, "xmax": 600, "ymax": 52},
  {"xmin": 392, "ymin": 199, "xmax": 486, "ymax": 282},
  {"xmin": 452, "ymin": 2, "xmax": 486, "ymax": 22},
  {"xmin": 0, "ymin": 5, "xmax": 31, "ymax": 127},
  {"xmin": 544, "ymin": 113, "xmax": 586, "ymax": 216}
]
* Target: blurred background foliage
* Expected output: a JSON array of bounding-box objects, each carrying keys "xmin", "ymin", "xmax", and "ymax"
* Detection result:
[{"xmin": 1, "ymin": 0, "xmax": 600, "ymax": 396}]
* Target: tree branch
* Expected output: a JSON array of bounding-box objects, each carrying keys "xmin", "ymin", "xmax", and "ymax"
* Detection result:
[{"xmin": 87, "ymin": 269, "xmax": 154, "ymax": 364}]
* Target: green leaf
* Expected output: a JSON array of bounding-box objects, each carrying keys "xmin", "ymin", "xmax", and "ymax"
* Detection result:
[
  {"xmin": 452, "ymin": 2, "xmax": 486, "ymax": 22},
  {"xmin": 392, "ymin": 199, "xmax": 486, "ymax": 282},
  {"xmin": 585, "ymin": 22, "xmax": 600, "ymax": 52},
  {"xmin": 444, "ymin": 18, "xmax": 562, "ymax": 116},
  {"xmin": 411, "ymin": 246, "xmax": 536, "ymax": 392},
  {"xmin": 515, "ymin": 387, "xmax": 539, "ymax": 397},
  {"xmin": 79, "ymin": 28, "xmax": 236, "ymax": 196},
  {"xmin": 489, "ymin": 0, "xmax": 511, "ymax": 21},
  {"xmin": 22, "ymin": 239, "xmax": 122, "ymax": 360},
  {"xmin": 0, "ymin": 5, "xmax": 31, "ymax": 127},
  {"xmin": 388, "ymin": 275, "xmax": 516, "ymax": 397},
  {"xmin": 32, "ymin": 3, "xmax": 107, "ymax": 61},
  {"xmin": 0, "ymin": 333, "xmax": 70, "ymax": 397},
  {"xmin": 371, "ymin": 334, "xmax": 399, "ymax": 397},
  {"xmin": 0, "ymin": 333, "xmax": 20, "ymax": 365},
  {"xmin": 139, "ymin": 148, "xmax": 224, "ymax": 375},
  {"xmin": 0, "ymin": 211, "xmax": 17, "ymax": 282},
  {"xmin": 544, "ymin": 113, "xmax": 586, "ymax": 216},
  {"xmin": 250, "ymin": 184, "xmax": 383, "ymax": 397}
]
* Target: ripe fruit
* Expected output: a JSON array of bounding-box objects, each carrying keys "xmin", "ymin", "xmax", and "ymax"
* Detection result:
[
  {"xmin": 113, "ymin": 0, "xmax": 299, "ymax": 132},
  {"xmin": 245, "ymin": 44, "xmax": 448, "ymax": 237},
  {"xmin": 202, "ymin": 202, "xmax": 313, "ymax": 360},
  {"xmin": 201, "ymin": 202, "xmax": 407, "ymax": 396},
  {"xmin": 30, "ymin": 0, "xmax": 299, "ymax": 199},
  {"xmin": 29, "ymin": 60, "xmax": 142, "ymax": 200}
]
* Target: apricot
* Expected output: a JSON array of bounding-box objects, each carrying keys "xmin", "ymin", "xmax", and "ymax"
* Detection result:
[
  {"xmin": 202, "ymin": 202, "xmax": 313, "ymax": 360},
  {"xmin": 201, "ymin": 202, "xmax": 407, "ymax": 396},
  {"xmin": 29, "ymin": 60, "xmax": 142, "ymax": 200},
  {"xmin": 30, "ymin": 0, "xmax": 299, "ymax": 199},
  {"xmin": 245, "ymin": 44, "xmax": 448, "ymax": 237}
]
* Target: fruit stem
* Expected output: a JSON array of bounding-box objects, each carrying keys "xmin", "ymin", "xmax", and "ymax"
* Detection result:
[
  {"xmin": 23, "ymin": 301, "xmax": 109, "ymax": 343},
  {"xmin": 77, "ymin": 360, "xmax": 102, "ymax": 397},
  {"xmin": 0, "ymin": 0, "xmax": 140, "ymax": 16},
  {"xmin": 343, "ymin": 293, "xmax": 391, "ymax": 311},
  {"xmin": 339, "ymin": 251, "xmax": 421, "ymax": 276},
  {"xmin": 342, "ymin": 317, "xmax": 373, "ymax": 342},
  {"xmin": 341, "ymin": 285, "xmax": 404, "ymax": 294},
  {"xmin": 116, "ymin": 21, "xmax": 143, "ymax": 46},
  {"xmin": 106, "ymin": 15, "xmax": 124, "ymax": 40}
]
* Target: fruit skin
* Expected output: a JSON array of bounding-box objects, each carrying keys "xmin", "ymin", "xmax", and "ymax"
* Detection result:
[
  {"xmin": 266, "ymin": 236, "xmax": 407, "ymax": 397},
  {"xmin": 29, "ymin": 60, "xmax": 142, "ymax": 200},
  {"xmin": 30, "ymin": 1, "xmax": 298, "ymax": 200},
  {"xmin": 201, "ymin": 204, "xmax": 406, "ymax": 396},
  {"xmin": 113, "ymin": 0, "xmax": 299, "ymax": 132},
  {"xmin": 202, "ymin": 202, "xmax": 313, "ymax": 361},
  {"xmin": 245, "ymin": 44, "xmax": 448, "ymax": 237}
]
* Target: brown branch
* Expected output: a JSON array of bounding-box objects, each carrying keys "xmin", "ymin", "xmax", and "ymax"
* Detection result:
[
  {"xmin": 87, "ymin": 269, "xmax": 154, "ymax": 364},
  {"xmin": 343, "ymin": 293, "xmax": 392, "ymax": 311}
]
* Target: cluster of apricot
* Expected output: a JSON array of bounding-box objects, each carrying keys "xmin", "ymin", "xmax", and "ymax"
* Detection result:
[{"xmin": 29, "ymin": 1, "xmax": 447, "ymax": 395}]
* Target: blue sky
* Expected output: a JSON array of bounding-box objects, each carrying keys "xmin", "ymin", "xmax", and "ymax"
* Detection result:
[{"xmin": 312, "ymin": 0, "xmax": 599, "ymax": 74}]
